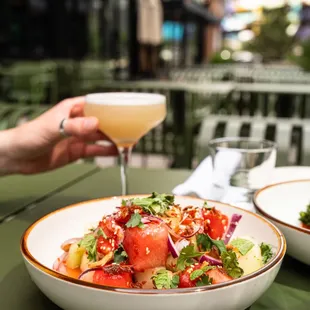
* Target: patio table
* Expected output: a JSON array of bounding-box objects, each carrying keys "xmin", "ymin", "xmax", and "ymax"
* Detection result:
[{"xmin": 0, "ymin": 166, "xmax": 309, "ymax": 310}]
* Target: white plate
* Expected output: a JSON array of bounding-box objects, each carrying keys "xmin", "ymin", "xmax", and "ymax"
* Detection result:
[
  {"xmin": 21, "ymin": 196, "xmax": 285, "ymax": 310},
  {"xmin": 254, "ymin": 180, "xmax": 310, "ymax": 265},
  {"xmin": 270, "ymin": 166, "xmax": 310, "ymax": 184}
]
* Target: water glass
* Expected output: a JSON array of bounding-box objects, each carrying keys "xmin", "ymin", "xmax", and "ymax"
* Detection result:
[{"xmin": 208, "ymin": 137, "xmax": 277, "ymax": 208}]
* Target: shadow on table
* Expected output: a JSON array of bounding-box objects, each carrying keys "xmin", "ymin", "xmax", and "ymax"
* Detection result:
[
  {"xmin": 0, "ymin": 197, "xmax": 38, "ymax": 222},
  {"xmin": 276, "ymin": 255, "xmax": 310, "ymax": 291},
  {"xmin": 0, "ymin": 263, "xmax": 61, "ymax": 310}
]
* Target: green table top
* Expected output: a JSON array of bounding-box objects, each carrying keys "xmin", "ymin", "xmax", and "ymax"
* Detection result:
[
  {"xmin": 0, "ymin": 163, "xmax": 97, "ymax": 223},
  {"xmin": 0, "ymin": 167, "xmax": 309, "ymax": 310}
]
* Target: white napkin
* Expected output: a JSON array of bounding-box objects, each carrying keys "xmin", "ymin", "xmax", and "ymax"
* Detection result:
[{"xmin": 172, "ymin": 152, "xmax": 256, "ymax": 212}]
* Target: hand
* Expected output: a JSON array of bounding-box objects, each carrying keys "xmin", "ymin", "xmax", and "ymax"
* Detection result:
[{"xmin": 2, "ymin": 97, "xmax": 117, "ymax": 175}]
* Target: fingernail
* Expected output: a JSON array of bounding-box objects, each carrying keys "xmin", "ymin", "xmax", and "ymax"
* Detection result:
[{"xmin": 84, "ymin": 118, "xmax": 97, "ymax": 130}]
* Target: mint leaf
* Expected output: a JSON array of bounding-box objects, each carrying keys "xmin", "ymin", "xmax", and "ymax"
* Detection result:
[
  {"xmin": 190, "ymin": 269, "xmax": 204, "ymax": 281},
  {"xmin": 176, "ymin": 245, "xmax": 203, "ymax": 271},
  {"xmin": 230, "ymin": 238, "xmax": 254, "ymax": 256},
  {"xmin": 127, "ymin": 192, "xmax": 174, "ymax": 215},
  {"xmin": 260, "ymin": 243, "xmax": 273, "ymax": 264},
  {"xmin": 152, "ymin": 269, "xmax": 179, "ymax": 289},
  {"xmin": 197, "ymin": 233, "xmax": 227, "ymax": 254},
  {"xmin": 221, "ymin": 250, "xmax": 244, "ymax": 279},
  {"xmin": 190, "ymin": 265, "xmax": 215, "ymax": 281},
  {"xmin": 126, "ymin": 213, "xmax": 144, "ymax": 228},
  {"xmin": 78, "ymin": 234, "xmax": 97, "ymax": 262},
  {"xmin": 113, "ymin": 245, "xmax": 128, "ymax": 264}
]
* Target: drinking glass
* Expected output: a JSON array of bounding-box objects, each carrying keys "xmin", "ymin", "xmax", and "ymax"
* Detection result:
[
  {"xmin": 208, "ymin": 137, "xmax": 277, "ymax": 208},
  {"xmin": 84, "ymin": 93, "xmax": 167, "ymax": 195}
]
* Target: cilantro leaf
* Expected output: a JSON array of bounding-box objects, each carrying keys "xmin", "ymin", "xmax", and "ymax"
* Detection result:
[
  {"xmin": 113, "ymin": 245, "xmax": 128, "ymax": 264},
  {"xmin": 230, "ymin": 238, "xmax": 254, "ymax": 256},
  {"xmin": 189, "ymin": 265, "xmax": 214, "ymax": 281},
  {"xmin": 299, "ymin": 203, "xmax": 310, "ymax": 226},
  {"xmin": 196, "ymin": 275, "xmax": 212, "ymax": 286},
  {"xmin": 260, "ymin": 243, "xmax": 273, "ymax": 264},
  {"xmin": 176, "ymin": 245, "xmax": 203, "ymax": 271},
  {"xmin": 197, "ymin": 233, "xmax": 227, "ymax": 254},
  {"xmin": 126, "ymin": 213, "xmax": 144, "ymax": 228},
  {"xmin": 221, "ymin": 250, "xmax": 244, "ymax": 279},
  {"xmin": 78, "ymin": 234, "xmax": 97, "ymax": 262},
  {"xmin": 152, "ymin": 269, "xmax": 179, "ymax": 289},
  {"xmin": 127, "ymin": 192, "xmax": 174, "ymax": 216}
]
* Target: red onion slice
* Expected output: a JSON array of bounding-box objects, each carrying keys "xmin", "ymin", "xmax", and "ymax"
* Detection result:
[
  {"xmin": 223, "ymin": 214, "xmax": 242, "ymax": 244},
  {"xmin": 53, "ymin": 252, "xmax": 68, "ymax": 271},
  {"xmin": 141, "ymin": 218, "xmax": 151, "ymax": 224},
  {"xmin": 168, "ymin": 234, "xmax": 179, "ymax": 258},
  {"xmin": 78, "ymin": 267, "xmax": 101, "ymax": 282},
  {"xmin": 199, "ymin": 254, "xmax": 222, "ymax": 266},
  {"xmin": 61, "ymin": 238, "xmax": 82, "ymax": 252},
  {"xmin": 141, "ymin": 215, "xmax": 163, "ymax": 225},
  {"xmin": 57, "ymin": 261, "xmax": 68, "ymax": 275}
]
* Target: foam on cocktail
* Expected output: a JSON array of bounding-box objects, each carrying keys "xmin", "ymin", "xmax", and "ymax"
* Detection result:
[{"xmin": 85, "ymin": 93, "xmax": 166, "ymax": 106}]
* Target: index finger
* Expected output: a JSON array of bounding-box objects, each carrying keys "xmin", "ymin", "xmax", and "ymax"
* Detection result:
[{"xmin": 62, "ymin": 96, "xmax": 86, "ymax": 118}]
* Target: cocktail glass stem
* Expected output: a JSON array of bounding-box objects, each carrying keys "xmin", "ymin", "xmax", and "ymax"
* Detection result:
[{"xmin": 117, "ymin": 146, "xmax": 132, "ymax": 195}]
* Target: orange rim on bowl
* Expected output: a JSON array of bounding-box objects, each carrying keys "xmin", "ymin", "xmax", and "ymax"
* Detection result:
[
  {"xmin": 253, "ymin": 179, "xmax": 310, "ymax": 235},
  {"xmin": 21, "ymin": 195, "xmax": 287, "ymax": 295}
]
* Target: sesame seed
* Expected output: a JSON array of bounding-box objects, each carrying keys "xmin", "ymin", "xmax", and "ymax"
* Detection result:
[
  {"xmin": 146, "ymin": 247, "xmax": 150, "ymax": 255},
  {"xmin": 206, "ymin": 219, "xmax": 211, "ymax": 224}
]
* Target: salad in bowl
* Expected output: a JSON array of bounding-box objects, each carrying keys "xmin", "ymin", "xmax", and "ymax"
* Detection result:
[
  {"xmin": 54, "ymin": 193, "xmax": 273, "ymax": 290},
  {"xmin": 21, "ymin": 194, "xmax": 285, "ymax": 310}
]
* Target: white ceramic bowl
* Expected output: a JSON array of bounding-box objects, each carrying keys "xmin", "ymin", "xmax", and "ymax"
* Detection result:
[
  {"xmin": 21, "ymin": 196, "xmax": 285, "ymax": 310},
  {"xmin": 254, "ymin": 180, "xmax": 310, "ymax": 265}
]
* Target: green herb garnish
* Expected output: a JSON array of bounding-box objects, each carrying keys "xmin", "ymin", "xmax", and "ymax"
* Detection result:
[
  {"xmin": 97, "ymin": 227, "xmax": 107, "ymax": 239},
  {"xmin": 196, "ymin": 275, "xmax": 212, "ymax": 286},
  {"xmin": 221, "ymin": 250, "xmax": 244, "ymax": 279},
  {"xmin": 113, "ymin": 245, "xmax": 128, "ymax": 264},
  {"xmin": 78, "ymin": 234, "xmax": 97, "ymax": 262},
  {"xmin": 260, "ymin": 243, "xmax": 273, "ymax": 264},
  {"xmin": 176, "ymin": 245, "xmax": 203, "ymax": 271},
  {"xmin": 152, "ymin": 269, "xmax": 179, "ymax": 289},
  {"xmin": 299, "ymin": 203, "xmax": 310, "ymax": 226},
  {"xmin": 127, "ymin": 192, "xmax": 174, "ymax": 216},
  {"xmin": 230, "ymin": 238, "xmax": 254, "ymax": 256},
  {"xmin": 202, "ymin": 201, "xmax": 212, "ymax": 210},
  {"xmin": 126, "ymin": 213, "xmax": 144, "ymax": 228},
  {"xmin": 190, "ymin": 265, "xmax": 215, "ymax": 281},
  {"xmin": 197, "ymin": 233, "xmax": 227, "ymax": 254}
]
